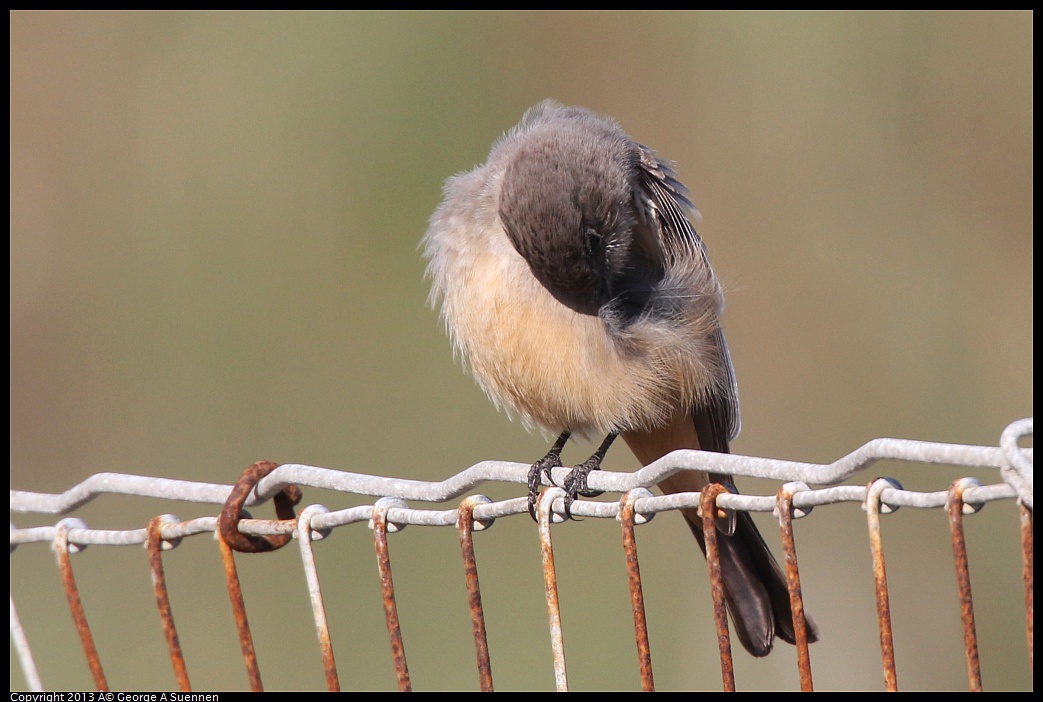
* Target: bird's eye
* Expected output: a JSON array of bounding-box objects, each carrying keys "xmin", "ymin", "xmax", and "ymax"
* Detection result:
[{"xmin": 583, "ymin": 226, "xmax": 602, "ymax": 248}]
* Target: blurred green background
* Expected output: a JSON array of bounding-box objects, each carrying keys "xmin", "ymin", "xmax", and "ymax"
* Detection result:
[{"xmin": 10, "ymin": 11, "xmax": 1032, "ymax": 692}]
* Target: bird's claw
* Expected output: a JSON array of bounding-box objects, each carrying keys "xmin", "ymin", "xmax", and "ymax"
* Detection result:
[
  {"xmin": 527, "ymin": 452, "xmax": 563, "ymax": 521},
  {"xmin": 560, "ymin": 458, "xmax": 604, "ymax": 520}
]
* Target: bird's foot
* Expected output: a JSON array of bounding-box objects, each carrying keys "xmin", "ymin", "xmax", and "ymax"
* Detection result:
[
  {"xmin": 527, "ymin": 452, "xmax": 564, "ymax": 520},
  {"xmin": 561, "ymin": 456, "xmax": 605, "ymax": 519},
  {"xmin": 560, "ymin": 432, "xmax": 618, "ymax": 519},
  {"xmin": 527, "ymin": 432, "xmax": 571, "ymax": 521}
]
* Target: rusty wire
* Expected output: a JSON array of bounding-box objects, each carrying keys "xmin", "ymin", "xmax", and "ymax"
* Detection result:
[
  {"xmin": 457, "ymin": 495, "xmax": 495, "ymax": 692},
  {"xmin": 146, "ymin": 515, "xmax": 191, "ymax": 691},
  {"xmin": 700, "ymin": 483, "xmax": 736, "ymax": 692},
  {"xmin": 215, "ymin": 460, "xmax": 304, "ymax": 692},
  {"xmin": 775, "ymin": 483, "xmax": 815, "ymax": 692},
  {"xmin": 218, "ymin": 460, "xmax": 301, "ymax": 554},
  {"xmin": 372, "ymin": 497, "xmax": 412, "ymax": 692},
  {"xmin": 947, "ymin": 478, "xmax": 984, "ymax": 691},
  {"xmin": 9, "ymin": 419, "xmax": 1033, "ymax": 691},
  {"xmin": 53, "ymin": 519, "xmax": 108, "ymax": 692},
  {"xmin": 217, "ymin": 532, "xmax": 263, "ymax": 691},
  {"xmin": 864, "ymin": 478, "xmax": 900, "ymax": 692},
  {"xmin": 619, "ymin": 488, "xmax": 655, "ymax": 692}
]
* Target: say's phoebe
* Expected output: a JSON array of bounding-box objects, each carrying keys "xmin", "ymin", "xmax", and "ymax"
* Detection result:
[{"xmin": 422, "ymin": 100, "xmax": 818, "ymax": 657}]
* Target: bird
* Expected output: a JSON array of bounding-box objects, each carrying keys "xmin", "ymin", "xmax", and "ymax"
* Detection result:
[{"xmin": 421, "ymin": 100, "xmax": 818, "ymax": 657}]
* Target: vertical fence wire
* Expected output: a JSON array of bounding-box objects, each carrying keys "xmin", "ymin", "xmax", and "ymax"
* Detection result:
[
  {"xmin": 146, "ymin": 515, "xmax": 192, "ymax": 692},
  {"xmin": 537, "ymin": 488, "xmax": 570, "ymax": 692},
  {"xmin": 458, "ymin": 495, "xmax": 495, "ymax": 692},
  {"xmin": 776, "ymin": 484, "xmax": 815, "ymax": 692},
  {"xmin": 372, "ymin": 498, "xmax": 412, "ymax": 692},
  {"xmin": 53, "ymin": 519, "xmax": 108, "ymax": 692},
  {"xmin": 947, "ymin": 478, "xmax": 983, "ymax": 691},
  {"xmin": 864, "ymin": 478, "xmax": 900, "ymax": 692},
  {"xmin": 619, "ymin": 488, "xmax": 655, "ymax": 692},
  {"xmin": 700, "ymin": 483, "xmax": 736, "ymax": 692}
]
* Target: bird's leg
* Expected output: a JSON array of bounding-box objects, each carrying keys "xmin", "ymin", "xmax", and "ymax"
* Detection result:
[
  {"xmin": 562, "ymin": 432, "xmax": 619, "ymax": 518},
  {"xmin": 527, "ymin": 431, "xmax": 571, "ymax": 520}
]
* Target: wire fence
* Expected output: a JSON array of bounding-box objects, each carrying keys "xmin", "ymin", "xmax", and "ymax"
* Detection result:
[{"xmin": 10, "ymin": 418, "xmax": 1033, "ymax": 691}]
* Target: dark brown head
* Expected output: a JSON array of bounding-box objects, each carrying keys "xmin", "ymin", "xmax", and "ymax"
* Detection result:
[{"xmin": 498, "ymin": 106, "xmax": 643, "ymax": 316}]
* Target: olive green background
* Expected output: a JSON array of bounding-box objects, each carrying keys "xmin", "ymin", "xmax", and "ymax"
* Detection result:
[{"xmin": 11, "ymin": 11, "xmax": 1032, "ymax": 691}]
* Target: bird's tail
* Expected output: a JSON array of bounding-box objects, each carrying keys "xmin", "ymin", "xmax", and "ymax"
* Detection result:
[
  {"xmin": 623, "ymin": 415, "xmax": 819, "ymax": 657},
  {"xmin": 678, "ymin": 502, "xmax": 818, "ymax": 656}
]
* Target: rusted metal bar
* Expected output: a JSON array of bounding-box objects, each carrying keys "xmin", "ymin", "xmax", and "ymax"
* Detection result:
[
  {"xmin": 1020, "ymin": 502, "xmax": 1033, "ymax": 673},
  {"xmin": 215, "ymin": 460, "xmax": 304, "ymax": 692},
  {"xmin": 537, "ymin": 487, "xmax": 569, "ymax": 692},
  {"xmin": 217, "ymin": 531, "xmax": 263, "ymax": 691},
  {"xmin": 146, "ymin": 515, "xmax": 191, "ymax": 691},
  {"xmin": 619, "ymin": 489, "xmax": 654, "ymax": 692},
  {"xmin": 776, "ymin": 484, "xmax": 814, "ymax": 692},
  {"xmin": 700, "ymin": 483, "xmax": 735, "ymax": 692},
  {"xmin": 372, "ymin": 498, "xmax": 412, "ymax": 692},
  {"xmin": 53, "ymin": 519, "xmax": 108, "ymax": 691},
  {"xmin": 946, "ymin": 478, "xmax": 983, "ymax": 691},
  {"xmin": 218, "ymin": 460, "xmax": 301, "ymax": 554},
  {"xmin": 457, "ymin": 495, "xmax": 494, "ymax": 692},
  {"xmin": 296, "ymin": 505, "xmax": 340, "ymax": 692},
  {"xmin": 865, "ymin": 478, "xmax": 899, "ymax": 692}
]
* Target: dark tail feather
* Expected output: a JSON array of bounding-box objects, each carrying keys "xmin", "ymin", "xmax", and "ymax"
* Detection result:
[{"xmin": 684, "ymin": 510, "xmax": 820, "ymax": 657}]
